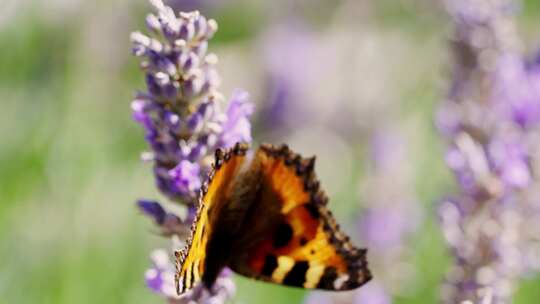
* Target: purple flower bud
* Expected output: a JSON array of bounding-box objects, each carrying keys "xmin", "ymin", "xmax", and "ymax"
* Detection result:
[
  {"xmin": 163, "ymin": 83, "xmax": 178, "ymax": 100},
  {"xmin": 138, "ymin": 199, "xmax": 189, "ymax": 237},
  {"xmin": 145, "ymin": 267, "xmax": 164, "ymax": 293},
  {"xmin": 178, "ymin": 51, "xmax": 199, "ymax": 73},
  {"xmin": 146, "ymin": 13, "xmax": 162, "ymax": 33},
  {"xmin": 131, "ymin": 99, "xmax": 150, "ymax": 123},
  {"xmin": 159, "ymin": 8, "xmax": 180, "ymax": 42},
  {"xmin": 137, "ymin": 199, "xmax": 167, "ymax": 224},
  {"xmin": 164, "ymin": 111, "xmax": 181, "ymax": 132},
  {"xmin": 178, "ymin": 21, "xmax": 195, "ymax": 41},
  {"xmin": 132, "ymin": 44, "xmax": 147, "ymax": 57},
  {"xmin": 219, "ymin": 90, "xmax": 254, "ymax": 148},
  {"xmin": 187, "ymin": 112, "xmax": 203, "ymax": 134},
  {"xmin": 145, "ymin": 249, "xmax": 178, "ymax": 298},
  {"xmin": 182, "ymin": 76, "xmax": 202, "ymax": 99},
  {"xmin": 150, "ymin": 51, "xmax": 177, "ymax": 76},
  {"xmin": 146, "ymin": 74, "xmax": 162, "ymax": 96},
  {"xmin": 193, "ymin": 41, "xmax": 208, "ymax": 58},
  {"xmin": 155, "ymin": 173, "xmax": 178, "ymax": 198},
  {"xmin": 169, "ymin": 160, "xmax": 202, "ymax": 196},
  {"xmin": 131, "ymin": 31, "xmax": 151, "ymax": 48},
  {"xmin": 204, "ymin": 19, "xmax": 218, "ymax": 40},
  {"xmin": 193, "ymin": 15, "xmax": 207, "ymax": 39},
  {"xmin": 188, "ymin": 142, "xmax": 207, "ymax": 161},
  {"xmin": 201, "ymin": 67, "xmax": 220, "ymax": 95}
]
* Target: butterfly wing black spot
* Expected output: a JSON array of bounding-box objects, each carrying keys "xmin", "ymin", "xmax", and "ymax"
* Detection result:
[
  {"xmin": 316, "ymin": 267, "xmax": 338, "ymax": 289},
  {"xmin": 283, "ymin": 261, "xmax": 309, "ymax": 287},
  {"xmin": 262, "ymin": 255, "xmax": 278, "ymax": 277},
  {"xmin": 273, "ymin": 223, "xmax": 293, "ymax": 248},
  {"xmin": 304, "ymin": 203, "xmax": 320, "ymax": 219}
]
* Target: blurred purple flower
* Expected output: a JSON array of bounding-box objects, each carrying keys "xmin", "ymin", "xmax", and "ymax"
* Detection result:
[
  {"xmin": 259, "ymin": 23, "xmax": 320, "ymax": 133},
  {"xmin": 359, "ymin": 130, "xmax": 420, "ymax": 249},
  {"xmin": 494, "ymin": 54, "xmax": 540, "ymax": 128},
  {"xmin": 488, "ymin": 137, "xmax": 530, "ymax": 189},
  {"xmin": 370, "ymin": 129, "xmax": 407, "ymax": 172},
  {"xmin": 304, "ymin": 292, "xmax": 333, "ymax": 304},
  {"xmin": 131, "ymin": 0, "xmax": 254, "ymax": 302},
  {"xmin": 356, "ymin": 129, "xmax": 420, "ymax": 300},
  {"xmin": 353, "ymin": 281, "xmax": 391, "ymax": 304},
  {"xmin": 437, "ymin": 0, "xmax": 540, "ymax": 303},
  {"xmin": 359, "ymin": 207, "xmax": 411, "ymax": 250},
  {"xmin": 304, "ymin": 282, "xmax": 391, "ymax": 304},
  {"xmin": 305, "ymin": 129, "xmax": 420, "ymax": 304}
]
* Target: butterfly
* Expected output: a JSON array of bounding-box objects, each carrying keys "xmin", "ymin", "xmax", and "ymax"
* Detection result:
[{"xmin": 174, "ymin": 142, "xmax": 371, "ymax": 295}]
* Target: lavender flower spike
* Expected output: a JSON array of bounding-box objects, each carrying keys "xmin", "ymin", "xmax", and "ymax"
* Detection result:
[
  {"xmin": 438, "ymin": 0, "xmax": 540, "ymax": 303},
  {"xmin": 131, "ymin": 1, "xmax": 254, "ymax": 302},
  {"xmin": 131, "ymin": 0, "xmax": 253, "ymax": 205}
]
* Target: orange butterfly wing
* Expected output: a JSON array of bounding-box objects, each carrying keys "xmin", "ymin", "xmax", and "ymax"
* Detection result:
[
  {"xmin": 174, "ymin": 143, "xmax": 248, "ymax": 294},
  {"xmin": 228, "ymin": 144, "xmax": 371, "ymax": 290}
]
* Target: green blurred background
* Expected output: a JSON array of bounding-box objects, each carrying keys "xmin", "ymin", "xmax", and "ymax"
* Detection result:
[{"xmin": 2, "ymin": 0, "xmax": 540, "ymax": 303}]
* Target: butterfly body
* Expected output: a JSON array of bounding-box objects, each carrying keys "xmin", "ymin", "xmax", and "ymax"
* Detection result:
[{"xmin": 175, "ymin": 143, "xmax": 371, "ymax": 295}]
